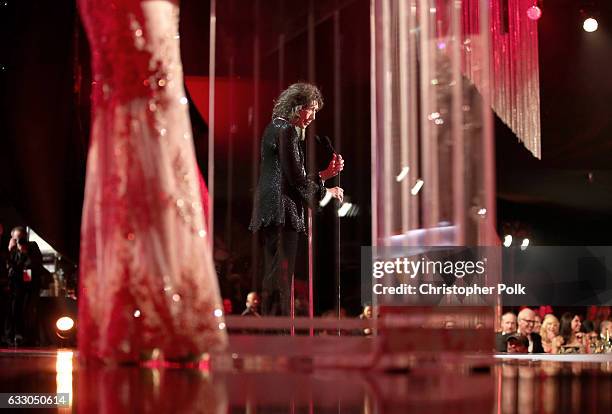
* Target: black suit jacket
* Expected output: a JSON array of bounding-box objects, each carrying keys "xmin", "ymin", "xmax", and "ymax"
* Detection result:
[
  {"xmin": 496, "ymin": 331, "xmax": 545, "ymax": 353},
  {"xmin": 528, "ymin": 332, "xmax": 545, "ymax": 353},
  {"xmin": 495, "ymin": 332, "xmax": 510, "ymax": 352},
  {"xmin": 249, "ymin": 118, "xmax": 325, "ymax": 233},
  {"xmin": 7, "ymin": 241, "xmax": 43, "ymax": 293}
]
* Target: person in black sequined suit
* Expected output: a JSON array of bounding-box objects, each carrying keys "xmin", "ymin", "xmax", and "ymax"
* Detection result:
[{"xmin": 249, "ymin": 83, "xmax": 344, "ymax": 316}]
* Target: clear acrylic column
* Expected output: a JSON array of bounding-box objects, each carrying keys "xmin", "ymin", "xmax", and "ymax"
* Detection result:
[
  {"xmin": 370, "ymin": 0, "xmax": 498, "ymax": 331},
  {"xmin": 371, "ymin": 0, "xmax": 496, "ymax": 247}
]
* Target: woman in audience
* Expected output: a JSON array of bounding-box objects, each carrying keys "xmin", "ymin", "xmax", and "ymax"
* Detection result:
[
  {"xmin": 539, "ymin": 314, "xmax": 562, "ymax": 353},
  {"xmin": 559, "ymin": 312, "xmax": 585, "ymax": 352}
]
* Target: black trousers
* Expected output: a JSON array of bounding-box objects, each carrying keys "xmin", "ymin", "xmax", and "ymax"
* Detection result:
[
  {"xmin": 7, "ymin": 288, "xmax": 26, "ymax": 341},
  {"xmin": 262, "ymin": 226, "xmax": 299, "ymax": 316}
]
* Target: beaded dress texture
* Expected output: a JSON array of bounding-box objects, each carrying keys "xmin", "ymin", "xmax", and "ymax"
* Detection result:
[{"xmin": 78, "ymin": 0, "xmax": 227, "ymax": 362}]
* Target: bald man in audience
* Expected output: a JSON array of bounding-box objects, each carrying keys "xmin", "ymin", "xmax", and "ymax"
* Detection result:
[
  {"xmin": 241, "ymin": 292, "xmax": 261, "ymax": 317},
  {"xmin": 495, "ymin": 312, "xmax": 517, "ymax": 352},
  {"xmin": 517, "ymin": 308, "xmax": 544, "ymax": 353}
]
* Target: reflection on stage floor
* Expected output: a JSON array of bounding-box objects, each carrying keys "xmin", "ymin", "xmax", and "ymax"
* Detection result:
[{"xmin": 0, "ymin": 348, "xmax": 610, "ymax": 413}]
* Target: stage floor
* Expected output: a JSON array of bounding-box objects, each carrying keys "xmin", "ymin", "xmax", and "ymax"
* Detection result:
[{"xmin": 0, "ymin": 348, "xmax": 611, "ymax": 413}]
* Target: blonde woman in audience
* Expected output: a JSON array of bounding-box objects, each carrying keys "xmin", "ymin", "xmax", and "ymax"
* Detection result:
[{"xmin": 539, "ymin": 314, "xmax": 563, "ymax": 353}]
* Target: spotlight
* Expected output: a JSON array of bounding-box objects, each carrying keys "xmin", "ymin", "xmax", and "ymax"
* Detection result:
[
  {"xmin": 338, "ymin": 202, "xmax": 353, "ymax": 217},
  {"xmin": 56, "ymin": 317, "xmax": 74, "ymax": 332},
  {"xmin": 526, "ymin": 5, "xmax": 542, "ymax": 21},
  {"xmin": 396, "ymin": 166, "xmax": 410, "ymax": 182},
  {"xmin": 55, "ymin": 316, "xmax": 76, "ymax": 345},
  {"xmin": 410, "ymin": 179, "xmax": 424, "ymax": 195},
  {"xmin": 520, "ymin": 238, "xmax": 530, "ymax": 250},
  {"xmin": 503, "ymin": 235, "xmax": 513, "ymax": 247},
  {"xmin": 583, "ymin": 17, "xmax": 598, "ymax": 32}
]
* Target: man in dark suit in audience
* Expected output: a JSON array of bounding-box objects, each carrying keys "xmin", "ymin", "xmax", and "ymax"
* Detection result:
[
  {"xmin": 495, "ymin": 311, "xmax": 517, "ymax": 352},
  {"xmin": 517, "ymin": 307, "xmax": 544, "ymax": 353}
]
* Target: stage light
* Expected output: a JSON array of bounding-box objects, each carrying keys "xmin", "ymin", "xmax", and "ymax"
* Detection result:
[
  {"xmin": 396, "ymin": 166, "xmax": 410, "ymax": 182},
  {"xmin": 410, "ymin": 179, "xmax": 424, "ymax": 195},
  {"xmin": 477, "ymin": 208, "xmax": 487, "ymax": 216},
  {"xmin": 527, "ymin": 5, "xmax": 542, "ymax": 21},
  {"xmin": 583, "ymin": 17, "xmax": 598, "ymax": 32},
  {"xmin": 55, "ymin": 317, "xmax": 76, "ymax": 344},
  {"xmin": 520, "ymin": 238, "xmax": 530, "ymax": 250},
  {"xmin": 338, "ymin": 202, "xmax": 353, "ymax": 217},
  {"xmin": 503, "ymin": 234, "xmax": 513, "ymax": 247},
  {"xmin": 56, "ymin": 317, "xmax": 74, "ymax": 332},
  {"xmin": 427, "ymin": 112, "xmax": 440, "ymax": 120}
]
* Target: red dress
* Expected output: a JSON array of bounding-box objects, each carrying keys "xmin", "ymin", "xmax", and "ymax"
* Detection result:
[{"xmin": 77, "ymin": 0, "xmax": 227, "ymax": 362}]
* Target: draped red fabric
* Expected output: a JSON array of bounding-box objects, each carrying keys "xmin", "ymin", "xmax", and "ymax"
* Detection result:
[{"xmin": 77, "ymin": 0, "xmax": 227, "ymax": 362}]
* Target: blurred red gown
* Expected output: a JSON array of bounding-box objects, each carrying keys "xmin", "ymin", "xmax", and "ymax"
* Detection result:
[{"xmin": 77, "ymin": 0, "xmax": 227, "ymax": 362}]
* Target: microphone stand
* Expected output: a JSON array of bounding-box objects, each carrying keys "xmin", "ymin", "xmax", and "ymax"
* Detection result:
[
  {"xmin": 336, "ymin": 168, "xmax": 342, "ymax": 333},
  {"xmin": 319, "ymin": 136, "xmax": 343, "ymax": 327}
]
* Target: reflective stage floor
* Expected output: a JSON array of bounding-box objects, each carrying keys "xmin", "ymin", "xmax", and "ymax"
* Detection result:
[{"xmin": 0, "ymin": 348, "xmax": 611, "ymax": 414}]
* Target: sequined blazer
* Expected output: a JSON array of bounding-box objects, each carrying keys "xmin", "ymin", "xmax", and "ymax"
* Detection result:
[{"xmin": 249, "ymin": 118, "xmax": 326, "ymax": 233}]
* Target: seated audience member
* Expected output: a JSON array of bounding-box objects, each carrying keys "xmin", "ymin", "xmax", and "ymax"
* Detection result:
[
  {"xmin": 359, "ymin": 305, "xmax": 374, "ymax": 336},
  {"xmin": 241, "ymin": 292, "xmax": 261, "ymax": 317},
  {"xmin": 222, "ymin": 298, "xmax": 233, "ymax": 315},
  {"xmin": 582, "ymin": 319, "xmax": 596, "ymax": 335},
  {"xmin": 600, "ymin": 320, "xmax": 611, "ymax": 340},
  {"xmin": 582, "ymin": 320, "xmax": 600, "ymax": 353},
  {"xmin": 539, "ymin": 314, "xmax": 563, "ymax": 353},
  {"xmin": 533, "ymin": 314, "xmax": 542, "ymax": 334},
  {"xmin": 505, "ymin": 334, "xmax": 529, "ymax": 353},
  {"xmin": 559, "ymin": 312, "xmax": 585, "ymax": 353},
  {"xmin": 495, "ymin": 312, "xmax": 517, "ymax": 352},
  {"xmin": 359, "ymin": 305, "xmax": 373, "ymax": 320},
  {"xmin": 516, "ymin": 308, "xmax": 544, "ymax": 353}
]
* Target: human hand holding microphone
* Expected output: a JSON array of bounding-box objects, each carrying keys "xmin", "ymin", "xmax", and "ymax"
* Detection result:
[{"xmin": 316, "ymin": 135, "xmax": 345, "ymax": 203}]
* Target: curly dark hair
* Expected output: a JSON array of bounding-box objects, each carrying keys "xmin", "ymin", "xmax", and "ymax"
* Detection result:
[{"xmin": 272, "ymin": 82, "xmax": 323, "ymax": 120}]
